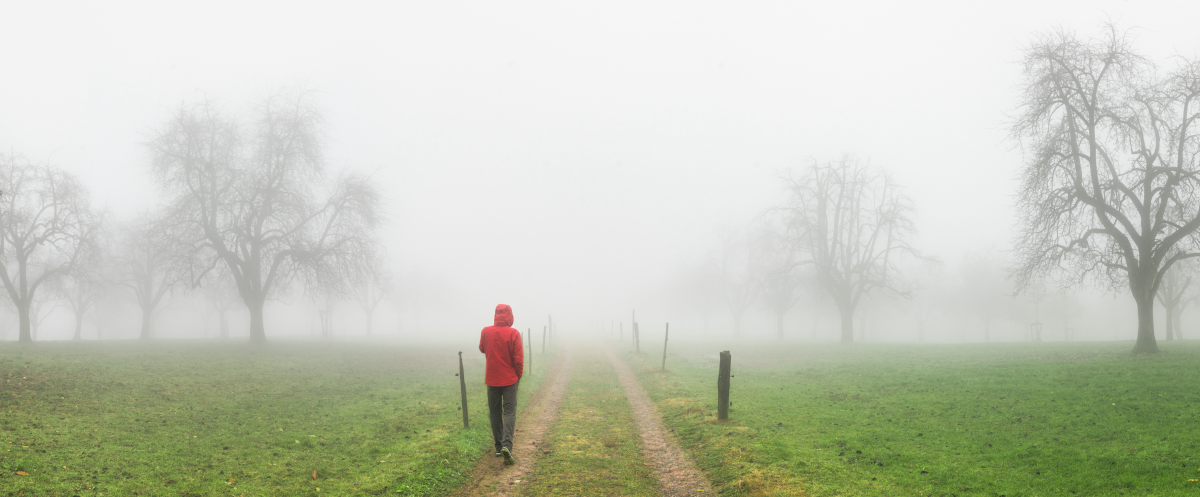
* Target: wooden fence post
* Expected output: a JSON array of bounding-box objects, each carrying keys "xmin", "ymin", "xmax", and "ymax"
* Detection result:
[
  {"xmin": 458, "ymin": 351, "xmax": 469, "ymax": 429},
  {"xmin": 634, "ymin": 322, "xmax": 640, "ymax": 353},
  {"xmin": 661, "ymin": 323, "xmax": 669, "ymax": 371},
  {"xmin": 717, "ymin": 350, "xmax": 731, "ymax": 420}
]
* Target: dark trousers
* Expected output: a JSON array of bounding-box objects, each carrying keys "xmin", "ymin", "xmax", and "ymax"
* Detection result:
[{"xmin": 486, "ymin": 382, "xmax": 519, "ymax": 451}]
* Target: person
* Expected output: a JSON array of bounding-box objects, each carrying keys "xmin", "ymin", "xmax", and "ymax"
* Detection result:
[{"xmin": 478, "ymin": 304, "xmax": 523, "ymax": 465}]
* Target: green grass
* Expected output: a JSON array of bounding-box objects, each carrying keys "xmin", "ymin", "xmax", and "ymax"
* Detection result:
[
  {"xmin": 0, "ymin": 339, "xmax": 551, "ymax": 497},
  {"xmin": 628, "ymin": 340, "xmax": 1200, "ymax": 497},
  {"xmin": 520, "ymin": 346, "xmax": 659, "ymax": 496}
]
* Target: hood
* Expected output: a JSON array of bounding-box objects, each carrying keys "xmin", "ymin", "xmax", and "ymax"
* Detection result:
[{"xmin": 493, "ymin": 304, "xmax": 514, "ymax": 327}]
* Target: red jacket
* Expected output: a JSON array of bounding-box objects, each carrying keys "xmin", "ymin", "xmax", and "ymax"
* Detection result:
[{"xmin": 479, "ymin": 304, "xmax": 523, "ymax": 387}]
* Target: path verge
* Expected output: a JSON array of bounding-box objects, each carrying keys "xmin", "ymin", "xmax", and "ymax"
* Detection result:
[
  {"xmin": 605, "ymin": 347, "xmax": 715, "ymax": 496},
  {"xmin": 454, "ymin": 347, "xmax": 573, "ymax": 496}
]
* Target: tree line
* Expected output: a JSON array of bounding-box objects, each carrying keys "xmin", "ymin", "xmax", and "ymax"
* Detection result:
[
  {"xmin": 0, "ymin": 91, "xmax": 385, "ymax": 343},
  {"xmin": 691, "ymin": 24, "xmax": 1200, "ymax": 354}
]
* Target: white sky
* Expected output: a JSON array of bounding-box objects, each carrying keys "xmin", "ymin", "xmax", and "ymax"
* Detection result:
[{"xmin": 3, "ymin": 1, "xmax": 1200, "ymax": 334}]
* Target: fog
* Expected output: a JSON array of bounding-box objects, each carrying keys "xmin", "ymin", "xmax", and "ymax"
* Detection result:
[{"xmin": 2, "ymin": 1, "xmax": 1199, "ymax": 344}]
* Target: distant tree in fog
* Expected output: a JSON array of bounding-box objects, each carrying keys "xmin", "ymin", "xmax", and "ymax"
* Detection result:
[
  {"xmin": 200, "ymin": 266, "xmax": 240, "ymax": 339},
  {"xmin": 1052, "ymin": 292, "xmax": 1085, "ymax": 341},
  {"xmin": 50, "ymin": 216, "xmax": 107, "ymax": 341},
  {"xmin": 0, "ymin": 157, "xmax": 99, "ymax": 343},
  {"xmin": 27, "ymin": 296, "xmax": 56, "ymax": 341},
  {"xmin": 904, "ymin": 262, "xmax": 942, "ymax": 342},
  {"xmin": 713, "ymin": 227, "xmax": 760, "ymax": 337},
  {"xmin": 959, "ymin": 250, "xmax": 1013, "ymax": 343},
  {"xmin": 781, "ymin": 157, "xmax": 924, "ymax": 343},
  {"xmin": 1012, "ymin": 26, "xmax": 1200, "ymax": 354},
  {"xmin": 115, "ymin": 214, "xmax": 188, "ymax": 339},
  {"xmin": 1155, "ymin": 259, "xmax": 1195, "ymax": 341},
  {"xmin": 355, "ymin": 270, "xmax": 391, "ymax": 337},
  {"xmin": 148, "ymin": 92, "xmax": 382, "ymax": 342},
  {"xmin": 755, "ymin": 220, "xmax": 804, "ymax": 340},
  {"xmin": 313, "ymin": 288, "xmax": 339, "ymax": 338},
  {"xmin": 674, "ymin": 262, "xmax": 721, "ymax": 336}
]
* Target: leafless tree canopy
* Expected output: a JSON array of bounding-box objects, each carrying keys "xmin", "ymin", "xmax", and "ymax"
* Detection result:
[
  {"xmin": 115, "ymin": 213, "xmax": 190, "ymax": 340},
  {"xmin": 782, "ymin": 157, "xmax": 923, "ymax": 343},
  {"xmin": 0, "ymin": 156, "xmax": 98, "ymax": 342},
  {"xmin": 1011, "ymin": 25, "xmax": 1200, "ymax": 353},
  {"xmin": 148, "ymin": 92, "xmax": 382, "ymax": 342},
  {"xmin": 754, "ymin": 219, "xmax": 806, "ymax": 341},
  {"xmin": 51, "ymin": 211, "xmax": 108, "ymax": 341},
  {"xmin": 712, "ymin": 227, "xmax": 760, "ymax": 337}
]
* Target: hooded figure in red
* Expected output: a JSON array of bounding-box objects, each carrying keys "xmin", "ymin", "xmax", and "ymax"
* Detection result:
[
  {"xmin": 478, "ymin": 304, "xmax": 523, "ymax": 463},
  {"xmin": 479, "ymin": 304, "xmax": 523, "ymax": 386}
]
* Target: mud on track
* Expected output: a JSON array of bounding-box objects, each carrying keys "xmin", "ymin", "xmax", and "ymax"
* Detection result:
[
  {"xmin": 605, "ymin": 347, "xmax": 715, "ymax": 496},
  {"xmin": 455, "ymin": 347, "xmax": 574, "ymax": 497}
]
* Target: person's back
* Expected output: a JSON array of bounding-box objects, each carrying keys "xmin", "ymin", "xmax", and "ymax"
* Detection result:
[{"xmin": 478, "ymin": 304, "xmax": 523, "ymax": 465}]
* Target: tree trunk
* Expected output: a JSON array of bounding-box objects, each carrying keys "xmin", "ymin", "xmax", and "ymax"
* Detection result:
[
  {"xmin": 73, "ymin": 311, "xmax": 83, "ymax": 341},
  {"xmin": 858, "ymin": 312, "xmax": 867, "ymax": 342},
  {"xmin": 18, "ymin": 302, "xmax": 31, "ymax": 343},
  {"xmin": 838, "ymin": 304, "xmax": 854, "ymax": 343},
  {"xmin": 319, "ymin": 310, "xmax": 331, "ymax": 338},
  {"xmin": 140, "ymin": 308, "xmax": 153, "ymax": 339},
  {"xmin": 810, "ymin": 312, "xmax": 818, "ymax": 341},
  {"xmin": 776, "ymin": 310, "xmax": 785, "ymax": 341},
  {"xmin": 732, "ymin": 312, "xmax": 742, "ymax": 337},
  {"xmin": 249, "ymin": 300, "xmax": 266, "ymax": 343},
  {"xmin": 366, "ymin": 312, "xmax": 373, "ymax": 337},
  {"xmin": 1171, "ymin": 307, "xmax": 1180, "ymax": 340},
  {"xmin": 1132, "ymin": 293, "xmax": 1160, "ymax": 354},
  {"xmin": 219, "ymin": 308, "xmax": 229, "ymax": 338},
  {"xmin": 1164, "ymin": 302, "xmax": 1175, "ymax": 341}
]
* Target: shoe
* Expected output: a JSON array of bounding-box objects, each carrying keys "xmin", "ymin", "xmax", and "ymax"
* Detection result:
[
  {"xmin": 501, "ymin": 447, "xmax": 515, "ymax": 465},
  {"xmin": 494, "ymin": 449, "xmax": 502, "ymax": 457}
]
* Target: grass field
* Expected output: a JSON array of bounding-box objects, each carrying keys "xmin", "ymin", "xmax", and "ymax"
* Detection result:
[
  {"xmin": 627, "ymin": 340, "xmax": 1200, "ymax": 497},
  {"xmin": 0, "ymin": 339, "xmax": 550, "ymax": 497},
  {"xmin": 520, "ymin": 346, "xmax": 659, "ymax": 496}
]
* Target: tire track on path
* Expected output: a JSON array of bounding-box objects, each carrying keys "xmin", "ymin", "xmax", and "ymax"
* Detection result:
[
  {"xmin": 455, "ymin": 347, "xmax": 573, "ymax": 497},
  {"xmin": 605, "ymin": 347, "xmax": 715, "ymax": 496}
]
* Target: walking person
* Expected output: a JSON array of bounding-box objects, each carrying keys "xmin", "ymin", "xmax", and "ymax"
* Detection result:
[{"xmin": 479, "ymin": 304, "xmax": 523, "ymax": 465}]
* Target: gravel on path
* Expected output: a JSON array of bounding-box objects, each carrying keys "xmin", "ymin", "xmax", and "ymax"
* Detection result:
[{"xmin": 605, "ymin": 347, "xmax": 716, "ymax": 496}]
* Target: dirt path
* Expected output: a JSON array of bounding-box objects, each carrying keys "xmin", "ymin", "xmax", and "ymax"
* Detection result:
[
  {"xmin": 604, "ymin": 347, "xmax": 715, "ymax": 496},
  {"xmin": 455, "ymin": 347, "xmax": 574, "ymax": 497}
]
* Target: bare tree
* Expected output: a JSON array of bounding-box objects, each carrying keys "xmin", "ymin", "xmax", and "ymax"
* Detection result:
[
  {"xmin": 355, "ymin": 270, "xmax": 391, "ymax": 337},
  {"xmin": 674, "ymin": 262, "xmax": 721, "ymax": 336},
  {"xmin": 1052, "ymin": 291, "xmax": 1085, "ymax": 341},
  {"xmin": 200, "ymin": 266, "xmax": 240, "ymax": 339},
  {"xmin": 0, "ymin": 157, "xmax": 98, "ymax": 343},
  {"xmin": 904, "ymin": 263, "xmax": 942, "ymax": 343},
  {"xmin": 50, "ymin": 216, "xmax": 107, "ymax": 341},
  {"xmin": 148, "ymin": 94, "xmax": 381, "ymax": 342},
  {"xmin": 314, "ymin": 289, "xmax": 339, "ymax": 338},
  {"xmin": 960, "ymin": 249, "xmax": 1014, "ymax": 343},
  {"xmin": 713, "ymin": 227, "xmax": 759, "ymax": 337},
  {"xmin": 1155, "ymin": 258, "xmax": 1194, "ymax": 341},
  {"xmin": 756, "ymin": 221, "xmax": 803, "ymax": 340},
  {"xmin": 782, "ymin": 157, "xmax": 924, "ymax": 343},
  {"xmin": 28, "ymin": 296, "xmax": 57, "ymax": 341},
  {"xmin": 115, "ymin": 214, "xmax": 188, "ymax": 340},
  {"xmin": 1011, "ymin": 26, "xmax": 1200, "ymax": 354}
]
